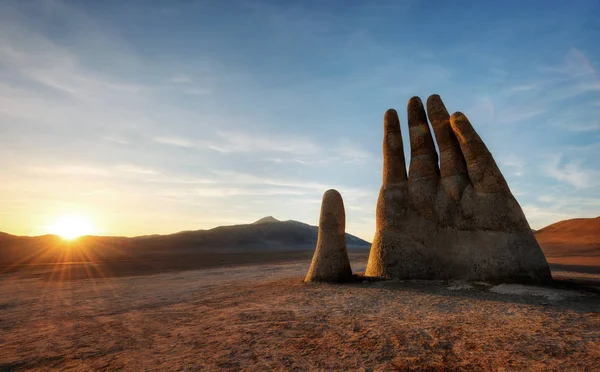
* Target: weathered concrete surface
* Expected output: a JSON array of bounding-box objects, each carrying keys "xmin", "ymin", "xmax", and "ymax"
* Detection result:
[
  {"xmin": 365, "ymin": 95, "xmax": 552, "ymax": 284},
  {"xmin": 305, "ymin": 189, "xmax": 353, "ymax": 283}
]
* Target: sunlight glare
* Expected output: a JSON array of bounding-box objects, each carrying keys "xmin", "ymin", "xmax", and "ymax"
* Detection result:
[{"xmin": 49, "ymin": 215, "xmax": 96, "ymax": 240}]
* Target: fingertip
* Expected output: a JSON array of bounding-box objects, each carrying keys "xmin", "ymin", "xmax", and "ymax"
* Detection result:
[
  {"xmin": 384, "ymin": 108, "xmax": 400, "ymax": 132},
  {"xmin": 323, "ymin": 188, "xmax": 342, "ymax": 201},
  {"xmin": 384, "ymin": 108, "xmax": 398, "ymax": 117},
  {"xmin": 426, "ymin": 94, "xmax": 449, "ymax": 122},
  {"xmin": 407, "ymin": 95, "xmax": 439, "ymax": 176},
  {"xmin": 450, "ymin": 111, "xmax": 468, "ymax": 122},
  {"xmin": 449, "ymin": 111, "xmax": 471, "ymax": 130},
  {"xmin": 408, "ymin": 96, "xmax": 423, "ymax": 106},
  {"xmin": 426, "ymin": 94, "xmax": 442, "ymax": 107},
  {"xmin": 450, "ymin": 112, "xmax": 476, "ymax": 145},
  {"xmin": 407, "ymin": 96, "xmax": 427, "ymax": 128}
]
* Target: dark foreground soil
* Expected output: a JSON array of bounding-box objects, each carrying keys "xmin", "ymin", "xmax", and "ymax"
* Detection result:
[
  {"xmin": 1, "ymin": 253, "xmax": 599, "ymax": 371},
  {"xmin": 0, "ymin": 250, "xmax": 330, "ymax": 281}
]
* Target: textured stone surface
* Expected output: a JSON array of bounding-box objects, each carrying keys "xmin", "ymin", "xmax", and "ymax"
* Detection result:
[
  {"xmin": 365, "ymin": 95, "xmax": 552, "ymax": 284},
  {"xmin": 305, "ymin": 189, "xmax": 353, "ymax": 283}
]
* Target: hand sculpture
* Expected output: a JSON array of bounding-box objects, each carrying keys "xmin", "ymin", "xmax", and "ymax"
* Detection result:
[{"xmin": 365, "ymin": 95, "xmax": 552, "ymax": 284}]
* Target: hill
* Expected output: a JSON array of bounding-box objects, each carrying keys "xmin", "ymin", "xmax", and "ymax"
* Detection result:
[
  {"xmin": 535, "ymin": 216, "xmax": 600, "ymax": 258},
  {"xmin": 253, "ymin": 216, "xmax": 280, "ymax": 224},
  {"xmin": 0, "ymin": 217, "xmax": 370, "ymax": 266}
]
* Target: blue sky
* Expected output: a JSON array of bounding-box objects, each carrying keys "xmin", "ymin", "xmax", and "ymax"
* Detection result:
[{"xmin": 1, "ymin": 0, "xmax": 599, "ymax": 240}]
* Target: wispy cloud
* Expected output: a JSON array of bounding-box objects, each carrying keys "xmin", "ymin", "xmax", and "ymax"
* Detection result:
[
  {"xmin": 262, "ymin": 157, "xmax": 327, "ymax": 165},
  {"xmin": 168, "ymin": 74, "xmax": 192, "ymax": 84},
  {"xmin": 184, "ymin": 87, "xmax": 212, "ymax": 95},
  {"xmin": 487, "ymin": 48, "xmax": 600, "ymax": 129},
  {"xmin": 0, "ymin": 30, "xmax": 145, "ymax": 103},
  {"xmin": 536, "ymin": 48, "xmax": 600, "ymax": 103},
  {"xmin": 334, "ymin": 139, "xmax": 373, "ymax": 165},
  {"xmin": 153, "ymin": 131, "xmax": 374, "ymax": 166},
  {"xmin": 154, "ymin": 132, "xmax": 319, "ymax": 155},
  {"xmin": 27, "ymin": 164, "xmax": 162, "ymax": 179},
  {"xmin": 0, "ymin": 4, "xmax": 156, "ymax": 145},
  {"xmin": 28, "ymin": 165, "xmax": 112, "ymax": 177},
  {"xmin": 524, "ymin": 193, "xmax": 600, "ymax": 229},
  {"xmin": 496, "ymin": 107, "xmax": 546, "ymax": 123},
  {"xmin": 547, "ymin": 112, "xmax": 600, "ymax": 132},
  {"xmin": 114, "ymin": 165, "xmax": 159, "ymax": 175},
  {"xmin": 542, "ymin": 154, "xmax": 599, "ymax": 189},
  {"xmin": 510, "ymin": 84, "xmax": 536, "ymax": 92},
  {"xmin": 165, "ymin": 73, "xmax": 212, "ymax": 95},
  {"xmin": 550, "ymin": 120, "xmax": 600, "ymax": 132},
  {"xmin": 521, "ymin": 204, "xmax": 574, "ymax": 229},
  {"xmin": 154, "ymin": 136, "xmax": 196, "ymax": 148},
  {"xmin": 145, "ymin": 177, "xmax": 217, "ymax": 185},
  {"xmin": 210, "ymin": 171, "xmax": 331, "ymax": 191},
  {"xmin": 466, "ymin": 97, "xmax": 495, "ymax": 124},
  {"xmin": 501, "ymin": 154, "xmax": 525, "ymax": 177},
  {"xmin": 208, "ymin": 131, "xmax": 320, "ymax": 155},
  {"xmin": 541, "ymin": 49, "xmax": 599, "ymax": 80},
  {"xmin": 103, "ymin": 136, "xmax": 129, "ymax": 145},
  {"xmin": 199, "ymin": 187, "xmax": 308, "ymax": 197}
]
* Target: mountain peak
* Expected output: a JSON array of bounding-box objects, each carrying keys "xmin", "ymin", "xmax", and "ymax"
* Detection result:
[{"xmin": 253, "ymin": 216, "xmax": 280, "ymax": 224}]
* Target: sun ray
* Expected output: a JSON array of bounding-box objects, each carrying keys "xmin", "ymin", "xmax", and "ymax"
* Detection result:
[{"xmin": 49, "ymin": 215, "xmax": 96, "ymax": 241}]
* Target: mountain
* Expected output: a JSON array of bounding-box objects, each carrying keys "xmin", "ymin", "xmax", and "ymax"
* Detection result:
[
  {"xmin": 535, "ymin": 216, "xmax": 600, "ymax": 258},
  {"xmin": 253, "ymin": 216, "xmax": 280, "ymax": 224},
  {"xmin": 0, "ymin": 217, "xmax": 370, "ymax": 265}
]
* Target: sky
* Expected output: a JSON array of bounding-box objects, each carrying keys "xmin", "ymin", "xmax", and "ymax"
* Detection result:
[{"xmin": 0, "ymin": 0, "xmax": 599, "ymax": 241}]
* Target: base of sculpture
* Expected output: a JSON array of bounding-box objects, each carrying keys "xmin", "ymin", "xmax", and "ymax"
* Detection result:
[{"xmin": 366, "ymin": 228, "xmax": 552, "ymax": 284}]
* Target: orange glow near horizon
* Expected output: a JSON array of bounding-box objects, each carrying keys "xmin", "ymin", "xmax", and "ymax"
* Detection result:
[{"xmin": 48, "ymin": 215, "xmax": 96, "ymax": 240}]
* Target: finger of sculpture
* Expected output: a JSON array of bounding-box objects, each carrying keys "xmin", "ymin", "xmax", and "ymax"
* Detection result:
[
  {"xmin": 426, "ymin": 95, "xmax": 469, "ymax": 199},
  {"xmin": 319, "ymin": 189, "xmax": 346, "ymax": 233},
  {"xmin": 407, "ymin": 96, "xmax": 439, "ymax": 181},
  {"xmin": 383, "ymin": 109, "xmax": 408, "ymax": 185},
  {"xmin": 450, "ymin": 112, "xmax": 510, "ymax": 194},
  {"xmin": 305, "ymin": 189, "xmax": 352, "ymax": 283}
]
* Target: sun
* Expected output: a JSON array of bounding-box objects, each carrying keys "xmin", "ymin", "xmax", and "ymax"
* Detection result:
[{"xmin": 49, "ymin": 215, "xmax": 96, "ymax": 240}]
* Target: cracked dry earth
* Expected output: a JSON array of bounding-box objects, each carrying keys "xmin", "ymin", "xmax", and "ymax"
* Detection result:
[{"xmin": 1, "ymin": 258, "xmax": 599, "ymax": 371}]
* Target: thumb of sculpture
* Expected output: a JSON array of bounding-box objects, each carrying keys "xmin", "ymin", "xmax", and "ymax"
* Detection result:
[{"xmin": 305, "ymin": 189, "xmax": 353, "ymax": 283}]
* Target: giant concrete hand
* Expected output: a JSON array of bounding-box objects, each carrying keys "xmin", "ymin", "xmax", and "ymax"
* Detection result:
[{"xmin": 365, "ymin": 95, "xmax": 552, "ymax": 284}]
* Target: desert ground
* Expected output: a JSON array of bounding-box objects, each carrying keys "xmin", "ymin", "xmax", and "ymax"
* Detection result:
[{"xmin": 1, "ymin": 251, "xmax": 599, "ymax": 371}]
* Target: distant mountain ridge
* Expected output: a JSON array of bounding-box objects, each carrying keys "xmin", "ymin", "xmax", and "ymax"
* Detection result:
[
  {"xmin": 0, "ymin": 217, "xmax": 370, "ymax": 265},
  {"xmin": 4, "ymin": 215, "xmax": 600, "ymax": 267}
]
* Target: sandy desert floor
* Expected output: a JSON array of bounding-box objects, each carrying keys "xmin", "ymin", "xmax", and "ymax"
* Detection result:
[{"xmin": 1, "ymin": 255, "xmax": 599, "ymax": 371}]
